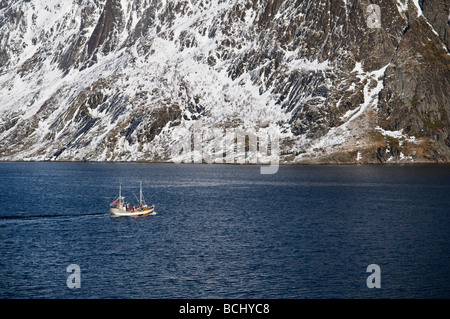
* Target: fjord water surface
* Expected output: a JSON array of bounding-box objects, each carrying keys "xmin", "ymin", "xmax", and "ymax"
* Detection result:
[{"xmin": 0, "ymin": 162, "xmax": 449, "ymax": 298}]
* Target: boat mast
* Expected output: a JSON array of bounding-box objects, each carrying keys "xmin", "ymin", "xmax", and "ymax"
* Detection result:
[
  {"xmin": 139, "ymin": 181, "xmax": 142, "ymax": 207},
  {"xmin": 118, "ymin": 180, "xmax": 125, "ymax": 205}
]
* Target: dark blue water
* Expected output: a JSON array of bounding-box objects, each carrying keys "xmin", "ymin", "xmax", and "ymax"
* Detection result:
[{"xmin": 0, "ymin": 162, "xmax": 449, "ymax": 299}]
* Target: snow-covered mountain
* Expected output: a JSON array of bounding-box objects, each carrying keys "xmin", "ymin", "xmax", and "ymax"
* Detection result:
[{"xmin": 0, "ymin": 0, "xmax": 449, "ymax": 163}]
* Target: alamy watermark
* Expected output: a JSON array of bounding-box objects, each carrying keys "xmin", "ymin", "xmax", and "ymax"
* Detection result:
[
  {"xmin": 66, "ymin": 264, "xmax": 81, "ymax": 289},
  {"xmin": 170, "ymin": 122, "xmax": 280, "ymax": 174},
  {"xmin": 366, "ymin": 4, "xmax": 382, "ymax": 29},
  {"xmin": 64, "ymin": 263, "xmax": 382, "ymax": 291},
  {"xmin": 366, "ymin": 264, "xmax": 381, "ymax": 289}
]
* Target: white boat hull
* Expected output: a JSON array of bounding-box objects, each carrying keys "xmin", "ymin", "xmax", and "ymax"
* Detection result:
[{"xmin": 110, "ymin": 206, "xmax": 156, "ymax": 217}]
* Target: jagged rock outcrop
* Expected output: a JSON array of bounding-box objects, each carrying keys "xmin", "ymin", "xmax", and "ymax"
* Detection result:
[{"xmin": 0, "ymin": 0, "xmax": 449, "ymax": 163}]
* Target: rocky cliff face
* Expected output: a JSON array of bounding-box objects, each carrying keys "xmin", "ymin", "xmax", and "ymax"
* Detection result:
[{"xmin": 0, "ymin": 0, "xmax": 449, "ymax": 163}]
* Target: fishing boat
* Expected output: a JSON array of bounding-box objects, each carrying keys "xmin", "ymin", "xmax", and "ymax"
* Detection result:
[{"xmin": 110, "ymin": 182, "xmax": 156, "ymax": 217}]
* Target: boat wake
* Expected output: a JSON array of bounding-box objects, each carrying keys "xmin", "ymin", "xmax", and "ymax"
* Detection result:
[{"xmin": 0, "ymin": 212, "xmax": 106, "ymax": 222}]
